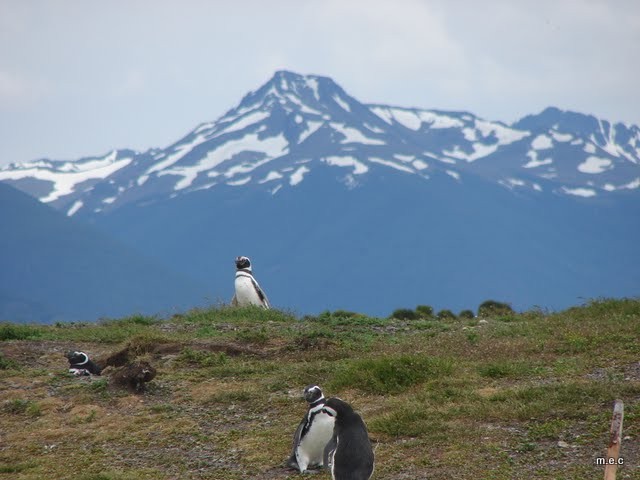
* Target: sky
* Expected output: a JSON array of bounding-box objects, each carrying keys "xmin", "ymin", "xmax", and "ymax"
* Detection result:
[{"xmin": 1, "ymin": 0, "xmax": 639, "ymax": 167}]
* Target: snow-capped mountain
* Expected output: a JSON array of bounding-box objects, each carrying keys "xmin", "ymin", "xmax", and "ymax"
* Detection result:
[
  {"xmin": 1, "ymin": 71, "xmax": 638, "ymax": 219},
  {"xmin": 2, "ymin": 71, "xmax": 639, "ymax": 322}
]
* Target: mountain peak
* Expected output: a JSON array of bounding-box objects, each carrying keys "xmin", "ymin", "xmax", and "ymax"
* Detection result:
[
  {"xmin": 2, "ymin": 71, "xmax": 639, "ymax": 215},
  {"xmin": 232, "ymin": 70, "xmax": 346, "ymax": 116}
]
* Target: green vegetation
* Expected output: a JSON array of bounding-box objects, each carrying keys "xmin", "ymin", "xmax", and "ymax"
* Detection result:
[
  {"xmin": 459, "ymin": 309, "xmax": 475, "ymax": 319},
  {"xmin": 415, "ymin": 305, "xmax": 434, "ymax": 318},
  {"xmin": 436, "ymin": 309, "xmax": 457, "ymax": 320},
  {"xmin": 0, "ymin": 298, "xmax": 639, "ymax": 479},
  {"xmin": 478, "ymin": 299, "xmax": 514, "ymax": 317},
  {"xmin": 389, "ymin": 308, "xmax": 418, "ymax": 320}
]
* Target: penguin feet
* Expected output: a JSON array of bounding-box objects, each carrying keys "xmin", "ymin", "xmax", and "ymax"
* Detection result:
[{"xmin": 285, "ymin": 456, "xmax": 299, "ymax": 471}]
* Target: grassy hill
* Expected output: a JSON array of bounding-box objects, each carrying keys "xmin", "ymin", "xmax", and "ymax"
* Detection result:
[{"xmin": 1, "ymin": 299, "xmax": 639, "ymax": 479}]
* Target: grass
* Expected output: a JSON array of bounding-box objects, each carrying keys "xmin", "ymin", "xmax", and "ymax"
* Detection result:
[{"xmin": 0, "ymin": 299, "xmax": 639, "ymax": 479}]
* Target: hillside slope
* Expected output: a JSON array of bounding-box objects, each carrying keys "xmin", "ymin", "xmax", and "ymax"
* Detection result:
[{"xmin": 1, "ymin": 299, "xmax": 639, "ymax": 479}]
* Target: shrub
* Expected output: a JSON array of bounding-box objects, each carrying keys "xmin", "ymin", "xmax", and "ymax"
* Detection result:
[
  {"xmin": 0, "ymin": 353, "xmax": 18, "ymax": 370},
  {"xmin": 331, "ymin": 309, "xmax": 362, "ymax": 318},
  {"xmin": 3, "ymin": 399, "xmax": 41, "ymax": 416},
  {"xmin": 459, "ymin": 310, "xmax": 475, "ymax": 319},
  {"xmin": 437, "ymin": 309, "xmax": 456, "ymax": 320},
  {"xmin": 99, "ymin": 314, "xmax": 159, "ymax": 327},
  {"xmin": 177, "ymin": 347, "xmax": 228, "ymax": 367},
  {"xmin": 415, "ymin": 305, "xmax": 434, "ymax": 318},
  {"xmin": 0, "ymin": 324, "xmax": 41, "ymax": 341},
  {"xmin": 370, "ymin": 405, "xmax": 447, "ymax": 438},
  {"xmin": 330, "ymin": 355, "xmax": 454, "ymax": 394},
  {"xmin": 478, "ymin": 300, "xmax": 514, "ymax": 318},
  {"xmin": 389, "ymin": 308, "xmax": 418, "ymax": 320}
]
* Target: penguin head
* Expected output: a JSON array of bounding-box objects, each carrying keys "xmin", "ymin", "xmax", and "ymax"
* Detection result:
[
  {"xmin": 322, "ymin": 397, "xmax": 354, "ymax": 418},
  {"xmin": 235, "ymin": 256, "xmax": 251, "ymax": 270},
  {"xmin": 303, "ymin": 384, "xmax": 324, "ymax": 404},
  {"xmin": 65, "ymin": 351, "xmax": 89, "ymax": 366}
]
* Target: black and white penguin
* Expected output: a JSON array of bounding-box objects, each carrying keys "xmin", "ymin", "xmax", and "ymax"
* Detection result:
[
  {"xmin": 65, "ymin": 351, "xmax": 102, "ymax": 376},
  {"xmin": 286, "ymin": 385, "xmax": 335, "ymax": 472},
  {"xmin": 230, "ymin": 256, "xmax": 270, "ymax": 309},
  {"xmin": 322, "ymin": 397, "xmax": 375, "ymax": 480}
]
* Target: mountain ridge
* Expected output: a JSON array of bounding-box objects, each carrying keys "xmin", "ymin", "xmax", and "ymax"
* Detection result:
[
  {"xmin": 0, "ymin": 182, "xmax": 209, "ymax": 323},
  {"xmin": 1, "ymin": 71, "xmax": 638, "ymax": 321},
  {"xmin": 1, "ymin": 70, "xmax": 638, "ymax": 219}
]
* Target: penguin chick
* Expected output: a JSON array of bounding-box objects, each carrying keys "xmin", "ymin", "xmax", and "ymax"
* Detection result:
[
  {"xmin": 111, "ymin": 361, "xmax": 156, "ymax": 392},
  {"xmin": 322, "ymin": 397, "xmax": 374, "ymax": 480}
]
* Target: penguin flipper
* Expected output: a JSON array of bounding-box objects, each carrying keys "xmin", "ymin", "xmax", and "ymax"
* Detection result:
[
  {"xmin": 230, "ymin": 294, "xmax": 238, "ymax": 307},
  {"xmin": 287, "ymin": 418, "xmax": 305, "ymax": 470},
  {"xmin": 323, "ymin": 433, "xmax": 337, "ymax": 470},
  {"xmin": 251, "ymin": 278, "xmax": 270, "ymax": 309}
]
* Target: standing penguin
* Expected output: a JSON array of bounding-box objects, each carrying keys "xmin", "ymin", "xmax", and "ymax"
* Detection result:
[
  {"xmin": 322, "ymin": 397, "xmax": 375, "ymax": 480},
  {"xmin": 230, "ymin": 256, "xmax": 270, "ymax": 309},
  {"xmin": 286, "ymin": 385, "xmax": 335, "ymax": 472}
]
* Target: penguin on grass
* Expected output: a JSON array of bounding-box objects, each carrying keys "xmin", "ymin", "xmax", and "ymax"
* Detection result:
[
  {"xmin": 231, "ymin": 256, "xmax": 270, "ymax": 309},
  {"xmin": 286, "ymin": 385, "xmax": 335, "ymax": 472},
  {"xmin": 322, "ymin": 397, "xmax": 375, "ymax": 480}
]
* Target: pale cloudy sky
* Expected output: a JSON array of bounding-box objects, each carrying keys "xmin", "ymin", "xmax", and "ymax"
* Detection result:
[{"xmin": 1, "ymin": 0, "xmax": 639, "ymax": 166}]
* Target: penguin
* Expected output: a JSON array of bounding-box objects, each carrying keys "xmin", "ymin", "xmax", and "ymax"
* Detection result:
[
  {"xmin": 322, "ymin": 397, "xmax": 375, "ymax": 480},
  {"xmin": 286, "ymin": 385, "xmax": 335, "ymax": 473},
  {"xmin": 230, "ymin": 256, "xmax": 270, "ymax": 309},
  {"xmin": 65, "ymin": 350, "xmax": 101, "ymax": 376}
]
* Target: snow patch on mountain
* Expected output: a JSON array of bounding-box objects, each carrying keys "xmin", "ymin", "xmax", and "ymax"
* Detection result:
[
  {"xmin": 532, "ymin": 134, "xmax": 553, "ymax": 150},
  {"xmin": 290, "ymin": 165, "xmax": 310, "ymax": 186},
  {"xmin": 524, "ymin": 151, "xmax": 553, "ymax": 169},
  {"xmin": 331, "ymin": 122, "xmax": 386, "ymax": 145},
  {"xmin": 603, "ymin": 178, "xmax": 640, "ymax": 191},
  {"xmin": 67, "ymin": 200, "xmax": 83, "ymax": 216},
  {"xmin": 474, "ymin": 120, "xmax": 529, "ymax": 144},
  {"xmin": 368, "ymin": 157, "xmax": 414, "ymax": 173},
  {"xmin": 371, "ymin": 106, "xmax": 464, "ymax": 131},
  {"xmin": 550, "ymin": 131, "xmax": 573, "ymax": 142},
  {"xmin": 444, "ymin": 144, "xmax": 498, "ymax": 162},
  {"xmin": 578, "ymin": 156, "xmax": 612, "ymax": 174},
  {"xmin": 298, "ymin": 121, "xmax": 324, "ymax": 144},
  {"xmin": 323, "ymin": 156, "xmax": 369, "ymax": 175},
  {"xmin": 223, "ymin": 110, "xmax": 271, "ymax": 134},
  {"xmin": 413, "ymin": 159, "xmax": 428, "ymax": 170},
  {"xmin": 259, "ymin": 171, "xmax": 283, "ymax": 184},
  {"xmin": 333, "ymin": 94, "xmax": 351, "ymax": 112},
  {"xmin": 227, "ymin": 176, "xmax": 251, "ymax": 186},
  {"xmin": 159, "ymin": 133, "xmax": 288, "ymax": 190},
  {"xmin": 562, "ymin": 186, "xmax": 597, "ymax": 197},
  {"xmin": 0, "ymin": 151, "xmax": 131, "ymax": 203}
]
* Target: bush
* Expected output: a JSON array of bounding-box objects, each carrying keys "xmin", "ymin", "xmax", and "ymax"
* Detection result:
[
  {"xmin": 330, "ymin": 355, "xmax": 453, "ymax": 394},
  {"xmin": 459, "ymin": 310, "xmax": 475, "ymax": 319},
  {"xmin": 2, "ymin": 399, "xmax": 41, "ymax": 417},
  {"xmin": 415, "ymin": 305, "xmax": 434, "ymax": 318},
  {"xmin": 437, "ymin": 309, "xmax": 456, "ymax": 320},
  {"xmin": 389, "ymin": 308, "xmax": 418, "ymax": 320},
  {"xmin": 331, "ymin": 309, "xmax": 362, "ymax": 319},
  {"xmin": 478, "ymin": 300, "xmax": 514, "ymax": 318},
  {"xmin": 0, "ymin": 324, "xmax": 41, "ymax": 341},
  {"xmin": 0, "ymin": 353, "xmax": 18, "ymax": 370},
  {"xmin": 177, "ymin": 347, "xmax": 228, "ymax": 367},
  {"xmin": 100, "ymin": 314, "xmax": 159, "ymax": 326}
]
